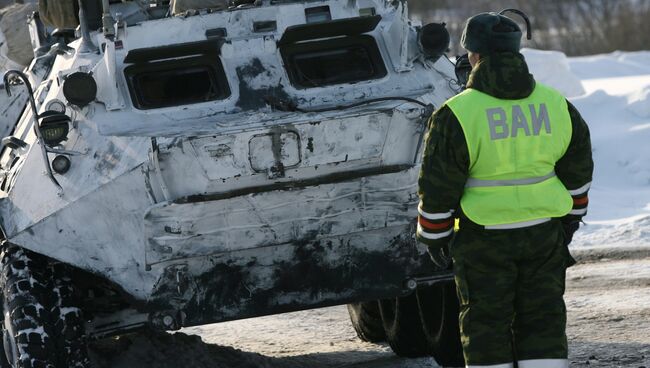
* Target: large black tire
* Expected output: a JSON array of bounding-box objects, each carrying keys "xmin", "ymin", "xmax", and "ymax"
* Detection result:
[
  {"xmin": 0, "ymin": 246, "xmax": 58, "ymax": 368},
  {"xmin": 50, "ymin": 266, "xmax": 91, "ymax": 368},
  {"xmin": 378, "ymin": 293, "xmax": 430, "ymax": 358},
  {"xmin": 347, "ymin": 301, "xmax": 385, "ymax": 343},
  {"xmin": 0, "ymin": 246, "xmax": 90, "ymax": 368},
  {"xmin": 417, "ymin": 282, "xmax": 465, "ymax": 367}
]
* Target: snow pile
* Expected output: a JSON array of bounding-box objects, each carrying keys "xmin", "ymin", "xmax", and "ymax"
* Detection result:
[
  {"xmin": 577, "ymin": 216, "xmax": 650, "ymax": 248},
  {"xmin": 568, "ymin": 51, "xmax": 650, "ymax": 80},
  {"xmin": 521, "ymin": 50, "xmax": 650, "ymax": 248},
  {"xmin": 521, "ymin": 48, "xmax": 585, "ymax": 98},
  {"xmin": 627, "ymin": 85, "xmax": 650, "ymax": 118}
]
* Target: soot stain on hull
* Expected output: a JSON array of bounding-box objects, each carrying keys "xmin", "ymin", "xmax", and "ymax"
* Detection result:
[
  {"xmin": 149, "ymin": 227, "xmax": 432, "ymax": 327},
  {"xmin": 236, "ymin": 58, "xmax": 292, "ymax": 111}
]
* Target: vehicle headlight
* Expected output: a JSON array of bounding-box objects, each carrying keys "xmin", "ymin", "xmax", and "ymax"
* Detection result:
[{"xmin": 39, "ymin": 111, "xmax": 71, "ymax": 146}]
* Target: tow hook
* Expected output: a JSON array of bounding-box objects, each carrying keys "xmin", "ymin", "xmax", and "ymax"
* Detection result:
[
  {"xmin": 405, "ymin": 273, "xmax": 455, "ymax": 290},
  {"xmin": 150, "ymin": 311, "xmax": 186, "ymax": 331}
]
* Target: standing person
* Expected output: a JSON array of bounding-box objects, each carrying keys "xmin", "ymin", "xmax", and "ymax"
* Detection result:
[{"xmin": 416, "ymin": 11, "xmax": 594, "ymax": 368}]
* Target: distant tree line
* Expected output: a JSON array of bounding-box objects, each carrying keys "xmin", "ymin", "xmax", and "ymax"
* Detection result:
[{"xmin": 408, "ymin": 0, "xmax": 650, "ymax": 56}]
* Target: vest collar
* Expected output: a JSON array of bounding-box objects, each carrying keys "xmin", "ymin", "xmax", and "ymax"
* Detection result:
[{"xmin": 466, "ymin": 52, "xmax": 536, "ymax": 100}]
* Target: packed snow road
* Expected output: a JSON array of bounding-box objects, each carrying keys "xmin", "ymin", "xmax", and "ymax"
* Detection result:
[
  {"xmin": 87, "ymin": 248, "xmax": 650, "ymax": 368},
  {"xmin": 566, "ymin": 250, "xmax": 650, "ymax": 367}
]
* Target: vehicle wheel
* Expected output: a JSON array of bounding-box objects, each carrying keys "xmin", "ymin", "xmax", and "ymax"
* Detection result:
[
  {"xmin": 378, "ymin": 293, "xmax": 430, "ymax": 357},
  {"xmin": 50, "ymin": 266, "xmax": 91, "ymax": 368},
  {"xmin": 0, "ymin": 246, "xmax": 57, "ymax": 368},
  {"xmin": 0, "ymin": 246, "xmax": 91, "ymax": 368},
  {"xmin": 417, "ymin": 282, "xmax": 465, "ymax": 367},
  {"xmin": 347, "ymin": 301, "xmax": 385, "ymax": 343}
]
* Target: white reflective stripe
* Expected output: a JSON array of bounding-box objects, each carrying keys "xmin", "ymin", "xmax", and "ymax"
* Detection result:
[
  {"xmin": 467, "ymin": 363, "xmax": 514, "ymax": 368},
  {"xmin": 568, "ymin": 182, "xmax": 591, "ymax": 196},
  {"xmin": 569, "ymin": 208, "xmax": 588, "ymax": 216},
  {"xmin": 485, "ymin": 218, "xmax": 551, "ymax": 230},
  {"xmin": 518, "ymin": 359, "xmax": 568, "ymax": 368},
  {"xmin": 418, "ymin": 203, "xmax": 453, "ymax": 220},
  {"xmin": 417, "ymin": 224, "xmax": 453, "ymax": 240},
  {"xmin": 465, "ymin": 171, "xmax": 556, "ymax": 188}
]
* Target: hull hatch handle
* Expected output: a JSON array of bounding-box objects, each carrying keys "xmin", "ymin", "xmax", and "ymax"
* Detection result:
[{"xmin": 149, "ymin": 138, "xmax": 171, "ymax": 201}]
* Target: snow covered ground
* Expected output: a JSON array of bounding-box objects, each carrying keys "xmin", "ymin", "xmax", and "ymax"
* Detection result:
[{"xmin": 522, "ymin": 49, "xmax": 650, "ymax": 249}]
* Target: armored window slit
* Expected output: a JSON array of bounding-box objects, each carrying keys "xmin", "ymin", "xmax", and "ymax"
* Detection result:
[
  {"xmin": 124, "ymin": 55, "xmax": 230, "ymax": 110},
  {"xmin": 253, "ymin": 21, "xmax": 277, "ymax": 33},
  {"xmin": 280, "ymin": 35, "xmax": 387, "ymax": 89},
  {"xmin": 305, "ymin": 6, "xmax": 331, "ymax": 23}
]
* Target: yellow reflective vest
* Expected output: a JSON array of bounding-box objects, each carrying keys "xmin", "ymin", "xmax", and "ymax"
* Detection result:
[{"xmin": 445, "ymin": 83, "xmax": 574, "ymax": 226}]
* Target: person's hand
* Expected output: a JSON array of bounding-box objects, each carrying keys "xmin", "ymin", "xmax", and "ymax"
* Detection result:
[
  {"xmin": 562, "ymin": 221, "xmax": 580, "ymax": 246},
  {"xmin": 427, "ymin": 245, "xmax": 451, "ymax": 270}
]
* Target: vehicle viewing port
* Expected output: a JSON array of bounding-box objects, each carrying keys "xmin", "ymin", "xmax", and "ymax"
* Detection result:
[
  {"xmin": 281, "ymin": 35, "xmax": 387, "ymax": 89},
  {"xmin": 123, "ymin": 40, "xmax": 230, "ymax": 110}
]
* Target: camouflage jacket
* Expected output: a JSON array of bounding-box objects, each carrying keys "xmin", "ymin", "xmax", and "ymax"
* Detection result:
[{"xmin": 416, "ymin": 52, "xmax": 594, "ymax": 247}]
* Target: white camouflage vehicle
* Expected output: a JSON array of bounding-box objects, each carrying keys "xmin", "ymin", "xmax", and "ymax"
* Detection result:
[{"xmin": 0, "ymin": 0, "xmax": 465, "ymax": 366}]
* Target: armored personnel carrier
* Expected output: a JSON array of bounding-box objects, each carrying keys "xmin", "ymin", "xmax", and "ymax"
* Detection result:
[{"xmin": 0, "ymin": 0, "xmax": 464, "ymax": 366}]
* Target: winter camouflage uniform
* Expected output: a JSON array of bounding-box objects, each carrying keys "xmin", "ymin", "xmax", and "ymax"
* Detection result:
[{"xmin": 417, "ymin": 52, "xmax": 593, "ymax": 367}]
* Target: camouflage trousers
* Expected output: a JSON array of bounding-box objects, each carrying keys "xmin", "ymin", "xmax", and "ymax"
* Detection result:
[{"xmin": 451, "ymin": 219, "xmax": 573, "ymax": 366}]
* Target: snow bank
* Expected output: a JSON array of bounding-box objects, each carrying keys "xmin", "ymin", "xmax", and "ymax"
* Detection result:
[
  {"xmin": 570, "ymin": 87, "xmax": 650, "ymax": 223},
  {"xmin": 575, "ymin": 215, "xmax": 650, "ymax": 248},
  {"xmin": 521, "ymin": 48, "xmax": 650, "ymax": 247},
  {"xmin": 627, "ymin": 85, "xmax": 650, "ymax": 118},
  {"xmin": 562, "ymin": 52, "xmax": 650, "ymax": 247},
  {"xmin": 523, "ymin": 48, "xmax": 648, "ymax": 236},
  {"xmin": 568, "ymin": 51, "xmax": 650, "ymax": 80},
  {"xmin": 521, "ymin": 48, "xmax": 585, "ymax": 98}
]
